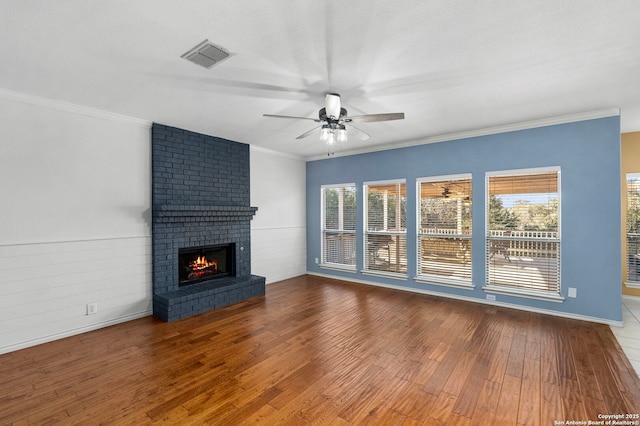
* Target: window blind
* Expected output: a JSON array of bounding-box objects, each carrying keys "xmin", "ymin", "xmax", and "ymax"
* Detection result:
[
  {"xmin": 322, "ymin": 185, "xmax": 356, "ymax": 268},
  {"xmin": 417, "ymin": 176, "xmax": 472, "ymax": 284},
  {"xmin": 627, "ymin": 174, "xmax": 640, "ymax": 283},
  {"xmin": 486, "ymin": 169, "xmax": 560, "ymax": 295},
  {"xmin": 364, "ymin": 181, "xmax": 407, "ymax": 275}
]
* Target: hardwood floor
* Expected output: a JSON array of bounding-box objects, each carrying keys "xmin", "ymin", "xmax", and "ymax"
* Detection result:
[{"xmin": 1, "ymin": 275, "xmax": 639, "ymax": 425}]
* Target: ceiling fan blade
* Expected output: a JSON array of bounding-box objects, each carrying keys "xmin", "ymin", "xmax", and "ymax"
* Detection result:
[
  {"xmin": 346, "ymin": 124, "xmax": 370, "ymax": 141},
  {"xmin": 346, "ymin": 112, "xmax": 405, "ymax": 123},
  {"xmin": 325, "ymin": 93, "xmax": 341, "ymax": 119},
  {"xmin": 295, "ymin": 126, "xmax": 321, "ymax": 140},
  {"xmin": 263, "ymin": 114, "xmax": 320, "ymax": 122}
]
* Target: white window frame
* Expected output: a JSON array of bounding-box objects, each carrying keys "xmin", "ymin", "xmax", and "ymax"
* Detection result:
[
  {"xmin": 321, "ymin": 183, "xmax": 357, "ymax": 271},
  {"xmin": 415, "ymin": 173, "xmax": 473, "ymax": 289},
  {"xmin": 363, "ymin": 179, "xmax": 408, "ymax": 279},
  {"xmin": 484, "ymin": 167, "xmax": 563, "ymax": 302},
  {"xmin": 626, "ymin": 173, "xmax": 640, "ymax": 288}
]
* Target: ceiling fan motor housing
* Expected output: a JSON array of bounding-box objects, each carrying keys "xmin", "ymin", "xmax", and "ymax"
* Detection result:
[
  {"xmin": 324, "ymin": 92, "xmax": 342, "ymax": 119},
  {"xmin": 263, "ymin": 92, "xmax": 404, "ymax": 142},
  {"xmin": 319, "ymin": 107, "xmax": 348, "ymax": 124}
]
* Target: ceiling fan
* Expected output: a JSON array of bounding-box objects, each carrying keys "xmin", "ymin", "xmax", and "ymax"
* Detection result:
[
  {"xmin": 263, "ymin": 93, "xmax": 404, "ymax": 144},
  {"xmin": 432, "ymin": 182, "xmax": 471, "ymax": 201}
]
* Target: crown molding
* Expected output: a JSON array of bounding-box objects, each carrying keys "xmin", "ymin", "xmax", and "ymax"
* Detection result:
[
  {"xmin": 250, "ymin": 144, "xmax": 305, "ymax": 161},
  {"xmin": 0, "ymin": 87, "xmax": 151, "ymax": 127},
  {"xmin": 306, "ymin": 108, "xmax": 621, "ymax": 161}
]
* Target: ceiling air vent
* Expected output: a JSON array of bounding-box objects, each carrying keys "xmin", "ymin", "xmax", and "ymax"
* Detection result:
[{"xmin": 181, "ymin": 39, "xmax": 232, "ymax": 69}]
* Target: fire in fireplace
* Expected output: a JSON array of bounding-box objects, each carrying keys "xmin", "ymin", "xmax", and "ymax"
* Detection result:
[{"xmin": 178, "ymin": 243, "xmax": 235, "ymax": 286}]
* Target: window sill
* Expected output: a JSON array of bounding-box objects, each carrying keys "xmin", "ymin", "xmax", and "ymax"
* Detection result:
[
  {"xmin": 320, "ymin": 263, "xmax": 356, "ymax": 273},
  {"xmin": 415, "ymin": 276, "xmax": 474, "ymax": 290},
  {"xmin": 361, "ymin": 270, "xmax": 408, "ymax": 281},
  {"xmin": 483, "ymin": 285, "xmax": 565, "ymax": 303},
  {"xmin": 625, "ymin": 281, "xmax": 640, "ymax": 289}
]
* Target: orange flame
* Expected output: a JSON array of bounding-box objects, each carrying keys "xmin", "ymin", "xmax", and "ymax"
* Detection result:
[{"xmin": 189, "ymin": 256, "xmax": 217, "ymax": 271}]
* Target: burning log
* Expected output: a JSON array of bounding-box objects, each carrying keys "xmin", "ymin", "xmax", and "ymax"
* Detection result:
[{"xmin": 187, "ymin": 256, "xmax": 218, "ymax": 279}]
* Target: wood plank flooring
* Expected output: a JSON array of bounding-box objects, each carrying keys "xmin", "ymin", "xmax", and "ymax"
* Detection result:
[{"xmin": 1, "ymin": 275, "xmax": 639, "ymax": 425}]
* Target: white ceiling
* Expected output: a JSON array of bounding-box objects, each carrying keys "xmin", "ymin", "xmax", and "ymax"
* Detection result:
[{"xmin": 2, "ymin": 0, "xmax": 639, "ymax": 158}]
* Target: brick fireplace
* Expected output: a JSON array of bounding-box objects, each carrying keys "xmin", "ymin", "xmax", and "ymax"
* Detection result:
[{"xmin": 151, "ymin": 123, "xmax": 265, "ymax": 321}]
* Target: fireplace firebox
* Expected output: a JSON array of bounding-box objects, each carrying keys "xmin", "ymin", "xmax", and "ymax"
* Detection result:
[{"xmin": 178, "ymin": 243, "xmax": 235, "ymax": 286}]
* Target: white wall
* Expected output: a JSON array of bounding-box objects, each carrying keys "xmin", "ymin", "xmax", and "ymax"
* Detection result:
[
  {"xmin": 0, "ymin": 92, "xmax": 152, "ymax": 354},
  {"xmin": 250, "ymin": 147, "xmax": 306, "ymax": 283},
  {"xmin": 0, "ymin": 91, "xmax": 308, "ymax": 354}
]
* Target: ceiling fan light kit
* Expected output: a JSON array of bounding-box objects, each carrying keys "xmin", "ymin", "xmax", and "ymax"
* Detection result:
[
  {"xmin": 320, "ymin": 124, "xmax": 347, "ymax": 145},
  {"xmin": 264, "ymin": 93, "xmax": 405, "ymax": 149},
  {"xmin": 336, "ymin": 126, "xmax": 347, "ymax": 143}
]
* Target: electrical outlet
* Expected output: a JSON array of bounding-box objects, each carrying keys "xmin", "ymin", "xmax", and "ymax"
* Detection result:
[
  {"xmin": 568, "ymin": 287, "xmax": 577, "ymax": 298},
  {"xmin": 87, "ymin": 302, "xmax": 98, "ymax": 315},
  {"xmin": 315, "ymin": 258, "xmax": 319, "ymax": 264},
  {"xmin": 486, "ymin": 294, "xmax": 496, "ymax": 301}
]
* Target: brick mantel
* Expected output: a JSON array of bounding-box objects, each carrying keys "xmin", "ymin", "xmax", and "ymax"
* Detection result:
[{"xmin": 153, "ymin": 205, "xmax": 258, "ymax": 223}]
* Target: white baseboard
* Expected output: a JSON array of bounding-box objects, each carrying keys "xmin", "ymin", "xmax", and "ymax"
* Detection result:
[
  {"xmin": 0, "ymin": 310, "xmax": 152, "ymax": 355},
  {"xmin": 307, "ymin": 271, "xmax": 624, "ymax": 328}
]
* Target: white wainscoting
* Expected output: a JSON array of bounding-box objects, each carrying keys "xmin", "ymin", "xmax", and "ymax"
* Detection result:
[
  {"xmin": 0, "ymin": 236, "xmax": 152, "ymax": 354},
  {"xmin": 250, "ymin": 146, "xmax": 307, "ymax": 284},
  {"xmin": 0, "ymin": 91, "xmax": 153, "ymax": 353},
  {"xmin": 251, "ymin": 226, "xmax": 307, "ymax": 283}
]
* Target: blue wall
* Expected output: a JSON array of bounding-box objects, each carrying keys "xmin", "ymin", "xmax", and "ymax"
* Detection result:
[{"xmin": 306, "ymin": 116, "xmax": 622, "ymax": 323}]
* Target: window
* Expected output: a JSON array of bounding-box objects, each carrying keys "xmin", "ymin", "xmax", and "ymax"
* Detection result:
[
  {"xmin": 485, "ymin": 168, "xmax": 561, "ymax": 299},
  {"xmin": 322, "ymin": 184, "xmax": 356, "ymax": 269},
  {"xmin": 627, "ymin": 173, "xmax": 640, "ymax": 285},
  {"xmin": 417, "ymin": 175, "xmax": 472, "ymax": 286},
  {"xmin": 364, "ymin": 180, "xmax": 407, "ymax": 276}
]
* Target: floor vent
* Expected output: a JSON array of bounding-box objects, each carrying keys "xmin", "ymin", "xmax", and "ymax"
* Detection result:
[{"xmin": 181, "ymin": 40, "xmax": 232, "ymax": 69}]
